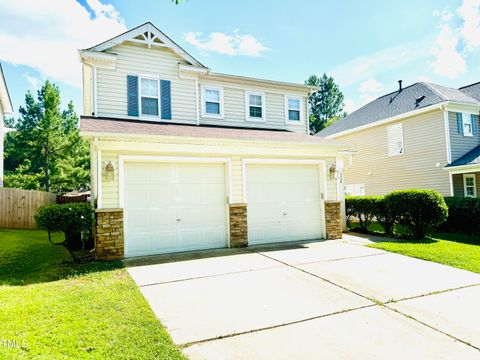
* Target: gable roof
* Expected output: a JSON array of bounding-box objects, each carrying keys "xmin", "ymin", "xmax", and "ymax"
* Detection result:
[
  {"xmin": 0, "ymin": 62, "xmax": 13, "ymax": 114},
  {"xmin": 447, "ymin": 144, "xmax": 480, "ymax": 168},
  {"xmin": 317, "ymin": 82, "xmax": 480, "ymax": 138},
  {"xmin": 85, "ymin": 22, "xmax": 206, "ymax": 68},
  {"xmin": 459, "ymin": 82, "xmax": 480, "ymax": 102}
]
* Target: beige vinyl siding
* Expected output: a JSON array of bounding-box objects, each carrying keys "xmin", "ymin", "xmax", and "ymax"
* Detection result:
[
  {"xmin": 452, "ymin": 173, "xmax": 480, "ymax": 197},
  {"xmin": 338, "ymin": 109, "xmax": 451, "ymax": 196},
  {"xmin": 199, "ymin": 78, "xmax": 308, "ymax": 133},
  {"xmin": 449, "ymin": 111, "xmax": 480, "ymax": 161},
  {"xmin": 96, "ymin": 43, "xmax": 197, "ymax": 124},
  {"xmin": 82, "ymin": 64, "xmax": 93, "ymax": 116},
  {"xmin": 91, "ymin": 137, "xmax": 339, "ymax": 208}
]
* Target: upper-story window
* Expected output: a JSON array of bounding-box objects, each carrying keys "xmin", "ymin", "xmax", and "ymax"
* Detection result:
[
  {"xmin": 140, "ymin": 77, "xmax": 160, "ymax": 116},
  {"xmin": 245, "ymin": 91, "xmax": 265, "ymax": 122},
  {"xmin": 285, "ymin": 95, "xmax": 302, "ymax": 123},
  {"xmin": 462, "ymin": 113, "xmax": 473, "ymax": 137},
  {"xmin": 201, "ymin": 86, "xmax": 224, "ymax": 118},
  {"xmin": 387, "ymin": 123, "xmax": 404, "ymax": 156}
]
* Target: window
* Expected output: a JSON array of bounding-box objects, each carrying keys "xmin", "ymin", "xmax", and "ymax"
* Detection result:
[
  {"xmin": 387, "ymin": 123, "xmax": 404, "ymax": 156},
  {"xmin": 463, "ymin": 174, "xmax": 476, "ymax": 197},
  {"xmin": 245, "ymin": 91, "xmax": 265, "ymax": 121},
  {"xmin": 285, "ymin": 96, "xmax": 302, "ymax": 123},
  {"xmin": 201, "ymin": 86, "xmax": 223, "ymax": 118},
  {"xmin": 345, "ymin": 184, "xmax": 365, "ymax": 196},
  {"xmin": 462, "ymin": 113, "xmax": 473, "ymax": 137},
  {"xmin": 140, "ymin": 77, "xmax": 159, "ymax": 116}
]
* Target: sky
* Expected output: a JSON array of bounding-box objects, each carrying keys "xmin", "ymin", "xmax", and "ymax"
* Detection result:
[{"xmin": 1, "ymin": 0, "xmax": 480, "ymax": 118}]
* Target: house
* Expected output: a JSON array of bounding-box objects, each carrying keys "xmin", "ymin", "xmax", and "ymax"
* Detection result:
[
  {"xmin": 317, "ymin": 80, "xmax": 480, "ymax": 199},
  {"xmin": 78, "ymin": 22, "xmax": 351, "ymax": 259},
  {"xmin": 0, "ymin": 63, "xmax": 14, "ymax": 187}
]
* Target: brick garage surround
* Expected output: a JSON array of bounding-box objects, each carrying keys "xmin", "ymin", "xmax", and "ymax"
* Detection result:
[
  {"xmin": 229, "ymin": 203, "xmax": 248, "ymax": 247},
  {"xmin": 95, "ymin": 208, "xmax": 124, "ymax": 260},
  {"xmin": 325, "ymin": 201, "xmax": 343, "ymax": 239}
]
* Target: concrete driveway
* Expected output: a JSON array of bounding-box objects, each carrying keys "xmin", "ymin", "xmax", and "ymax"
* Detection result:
[{"xmin": 126, "ymin": 234, "xmax": 480, "ymax": 359}]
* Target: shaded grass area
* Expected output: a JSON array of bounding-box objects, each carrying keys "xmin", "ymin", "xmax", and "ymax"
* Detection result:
[
  {"xmin": 348, "ymin": 222, "xmax": 480, "ymax": 274},
  {"xmin": 0, "ymin": 229, "xmax": 186, "ymax": 359}
]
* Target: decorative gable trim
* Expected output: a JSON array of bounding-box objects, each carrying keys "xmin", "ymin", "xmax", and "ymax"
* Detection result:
[
  {"xmin": 86, "ymin": 22, "xmax": 205, "ymax": 68},
  {"xmin": 0, "ymin": 63, "xmax": 13, "ymax": 114}
]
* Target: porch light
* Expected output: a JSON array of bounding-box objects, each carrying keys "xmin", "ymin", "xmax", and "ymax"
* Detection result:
[
  {"xmin": 105, "ymin": 161, "xmax": 115, "ymax": 181},
  {"xmin": 328, "ymin": 164, "xmax": 337, "ymax": 179}
]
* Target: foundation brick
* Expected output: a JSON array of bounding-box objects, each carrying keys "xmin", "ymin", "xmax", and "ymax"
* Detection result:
[
  {"xmin": 94, "ymin": 209, "xmax": 124, "ymax": 260},
  {"xmin": 325, "ymin": 201, "xmax": 343, "ymax": 240},
  {"xmin": 229, "ymin": 203, "xmax": 248, "ymax": 247}
]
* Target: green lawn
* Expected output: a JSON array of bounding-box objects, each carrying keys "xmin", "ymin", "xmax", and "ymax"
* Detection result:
[
  {"xmin": 352, "ymin": 222, "xmax": 480, "ymax": 273},
  {"xmin": 0, "ymin": 229, "xmax": 186, "ymax": 359}
]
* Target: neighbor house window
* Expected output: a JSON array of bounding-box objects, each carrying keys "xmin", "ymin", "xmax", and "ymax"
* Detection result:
[
  {"xmin": 345, "ymin": 184, "xmax": 365, "ymax": 196},
  {"xmin": 245, "ymin": 91, "xmax": 265, "ymax": 121},
  {"xmin": 463, "ymin": 174, "xmax": 476, "ymax": 197},
  {"xmin": 285, "ymin": 96, "xmax": 302, "ymax": 123},
  {"xmin": 387, "ymin": 123, "xmax": 404, "ymax": 156},
  {"xmin": 462, "ymin": 113, "xmax": 473, "ymax": 137},
  {"xmin": 201, "ymin": 86, "xmax": 223, "ymax": 118},
  {"xmin": 140, "ymin": 77, "xmax": 159, "ymax": 116}
]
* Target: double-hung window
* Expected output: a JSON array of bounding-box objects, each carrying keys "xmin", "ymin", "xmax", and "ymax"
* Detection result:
[
  {"xmin": 140, "ymin": 77, "xmax": 160, "ymax": 116},
  {"xmin": 246, "ymin": 91, "xmax": 265, "ymax": 121},
  {"xmin": 202, "ymin": 86, "xmax": 223, "ymax": 118},
  {"xmin": 387, "ymin": 123, "xmax": 405, "ymax": 156},
  {"xmin": 462, "ymin": 113, "xmax": 473, "ymax": 137},
  {"xmin": 285, "ymin": 95, "xmax": 302, "ymax": 123},
  {"xmin": 464, "ymin": 174, "xmax": 477, "ymax": 197}
]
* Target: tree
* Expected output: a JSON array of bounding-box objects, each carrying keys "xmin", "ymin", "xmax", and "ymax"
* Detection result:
[
  {"xmin": 305, "ymin": 74, "xmax": 345, "ymax": 134},
  {"xmin": 4, "ymin": 81, "xmax": 89, "ymax": 193}
]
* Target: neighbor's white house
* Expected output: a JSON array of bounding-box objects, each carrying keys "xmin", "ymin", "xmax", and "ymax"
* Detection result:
[
  {"xmin": 0, "ymin": 63, "xmax": 14, "ymax": 187},
  {"xmin": 79, "ymin": 23, "xmax": 352, "ymax": 259}
]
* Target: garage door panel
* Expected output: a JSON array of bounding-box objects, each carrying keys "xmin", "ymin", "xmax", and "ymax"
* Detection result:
[
  {"xmin": 125, "ymin": 162, "xmax": 228, "ymax": 257},
  {"xmin": 247, "ymin": 164, "xmax": 324, "ymax": 245}
]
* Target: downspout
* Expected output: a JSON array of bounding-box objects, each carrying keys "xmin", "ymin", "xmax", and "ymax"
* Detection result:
[
  {"xmin": 195, "ymin": 77, "xmax": 200, "ymax": 125},
  {"xmin": 442, "ymin": 105, "xmax": 453, "ymax": 196},
  {"xmin": 84, "ymin": 62, "xmax": 96, "ymax": 117}
]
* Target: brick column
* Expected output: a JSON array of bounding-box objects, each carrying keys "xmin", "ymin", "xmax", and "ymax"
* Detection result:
[
  {"xmin": 325, "ymin": 201, "xmax": 343, "ymax": 239},
  {"xmin": 95, "ymin": 208, "xmax": 124, "ymax": 260},
  {"xmin": 229, "ymin": 203, "xmax": 248, "ymax": 247}
]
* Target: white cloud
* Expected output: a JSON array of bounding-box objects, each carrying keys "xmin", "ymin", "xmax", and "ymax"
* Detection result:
[
  {"xmin": 429, "ymin": 24, "xmax": 467, "ymax": 78},
  {"xmin": 184, "ymin": 31, "xmax": 267, "ymax": 57},
  {"xmin": 0, "ymin": 0, "xmax": 126, "ymax": 88},
  {"xmin": 343, "ymin": 98, "xmax": 358, "ymax": 114},
  {"xmin": 358, "ymin": 78, "xmax": 384, "ymax": 104},
  {"xmin": 23, "ymin": 73, "xmax": 42, "ymax": 92},
  {"xmin": 418, "ymin": 75, "xmax": 433, "ymax": 83},
  {"xmin": 458, "ymin": 0, "xmax": 480, "ymax": 52}
]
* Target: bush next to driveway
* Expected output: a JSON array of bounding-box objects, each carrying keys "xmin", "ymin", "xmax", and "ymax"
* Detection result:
[
  {"xmin": 441, "ymin": 197, "xmax": 480, "ymax": 237},
  {"xmin": 385, "ymin": 190, "xmax": 448, "ymax": 239},
  {"xmin": 345, "ymin": 196, "xmax": 382, "ymax": 231}
]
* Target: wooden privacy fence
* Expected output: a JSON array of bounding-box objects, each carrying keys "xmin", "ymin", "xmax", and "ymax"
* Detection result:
[{"xmin": 0, "ymin": 188, "xmax": 56, "ymax": 229}]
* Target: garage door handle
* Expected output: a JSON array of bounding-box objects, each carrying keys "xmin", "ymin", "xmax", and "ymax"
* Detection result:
[
  {"xmin": 283, "ymin": 213, "xmax": 287, "ymax": 216},
  {"xmin": 176, "ymin": 219, "xmax": 181, "ymax": 222}
]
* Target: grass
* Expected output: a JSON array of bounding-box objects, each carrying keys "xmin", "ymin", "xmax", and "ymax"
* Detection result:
[
  {"xmin": 0, "ymin": 229, "xmax": 186, "ymax": 359},
  {"xmin": 349, "ymin": 222, "xmax": 480, "ymax": 274}
]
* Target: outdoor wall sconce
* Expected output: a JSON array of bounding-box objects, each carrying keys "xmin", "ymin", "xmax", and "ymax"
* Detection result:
[
  {"xmin": 104, "ymin": 161, "xmax": 115, "ymax": 181},
  {"xmin": 328, "ymin": 164, "xmax": 337, "ymax": 179}
]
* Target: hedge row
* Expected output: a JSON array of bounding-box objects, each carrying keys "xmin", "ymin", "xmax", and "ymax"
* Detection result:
[
  {"xmin": 441, "ymin": 197, "xmax": 480, "ymax": 234},
  {"xmin": 346, "ymin": 189, "xmax": 448, "ymax": 239}
]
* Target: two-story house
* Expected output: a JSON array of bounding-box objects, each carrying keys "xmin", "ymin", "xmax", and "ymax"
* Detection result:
[
  {"xmin": 79, "ymin": 23, "xmax": 351, "ymax": 259},
  {"xmin": 0, "ymin": 63, "xmax": 14, "ymax": 187},
  {"xmin": 317, "ymin": 80, "xmax": 480, "ymax": 199}
]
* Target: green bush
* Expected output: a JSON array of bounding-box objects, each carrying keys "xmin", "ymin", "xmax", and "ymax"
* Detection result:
[
  {"xmin": 374, "ymin": 197, "xmax": 395, "ymax": 236},
  {"xmin": 385, "ymin": 189, "xmax": 448, "ymax": 239},
  {"xmin": 345, "ymin": 196, "xmax": 383, "ymax": 231},
  {"xmin": 441, "ymin": 197, "xmax": 480, "ymax": 234},
  {"xmin": 35, "ymin": 203, "xmax": 94, "ymax": 250}
]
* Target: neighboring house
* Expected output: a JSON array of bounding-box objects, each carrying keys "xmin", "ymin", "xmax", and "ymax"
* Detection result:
[
  {"xmin": 317, "ymin": 80, "xmax": 480, "ymax": 198},
  {"xmin": 0, "ymin": 63, "xmax": 14, "ymax": 187},
  {"xmin": 79, "ymin": 22, "xmax": 351, "ymax": 259}
]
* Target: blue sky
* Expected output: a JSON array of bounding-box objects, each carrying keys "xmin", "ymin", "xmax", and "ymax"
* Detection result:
[{"xmin": 1, "ymin": 0, "xmax": 480, "ymax": 118}]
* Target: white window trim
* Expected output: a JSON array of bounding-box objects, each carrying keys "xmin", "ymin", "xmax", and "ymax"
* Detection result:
[
  {"xmin": 462, "ymin": 112, "xmax": 473, "ymax": 137},
  {"xmin": 285, "ymin": 95, "xmax": 304, "ymax": 124},
  {"xmin": 245, "ymin": 90, "xmax": 266, "ymax": 122},
  {"xmin": 201, "ymin": 85, "xmax": 224, "ymax": 119},
  {"xmin": 387, "ymin": 123, "xmax": 405, "ymax": 157},
  {"xmin": 463, "ymin": 174, "xmax": 477, "ymax": 198},
  {"xmin": 138, "ymin": 75, "xmax": 161, "ymax": 119}
]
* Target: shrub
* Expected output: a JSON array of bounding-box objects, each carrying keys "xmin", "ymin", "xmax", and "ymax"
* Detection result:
[
  {"xmin": 35, "ymin": 203, "xmax": 94, "ymax": 250},
  {"xmin": 385, "ymin": 189, "xmax": 448, "ymax": 239},
  {"xmin": 374, "ymin": 197, "xmax": 395, "ymax": 236},
  {"xmin": 345, "ymin": 196, "xmax": 383, "ymax": 231},
  {"xmin": 441, "ymin": 197, "xmax": 480, "ymax": 234}
]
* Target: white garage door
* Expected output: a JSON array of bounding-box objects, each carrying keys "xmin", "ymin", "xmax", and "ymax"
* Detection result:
[
  {"xmin": 124, "ymin": 162, "xmax": 228, "ymax": 257},
  {"xmin": 246, "ymin": 164, "xmax": 324, "ymax": 245}
]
